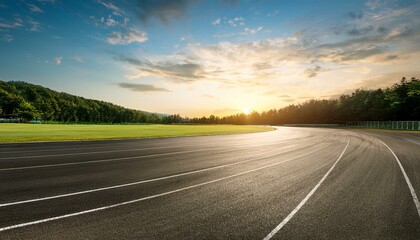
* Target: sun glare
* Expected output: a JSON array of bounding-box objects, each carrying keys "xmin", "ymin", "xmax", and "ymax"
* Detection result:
[{"xmin": 242, "ymin": 108, "xmax": 250, "ymax": 114}]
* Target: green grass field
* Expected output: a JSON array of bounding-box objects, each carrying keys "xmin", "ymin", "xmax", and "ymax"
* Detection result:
[{"xmin": 0, "ymin": 124, "xmax": 274, "ymax": 143}]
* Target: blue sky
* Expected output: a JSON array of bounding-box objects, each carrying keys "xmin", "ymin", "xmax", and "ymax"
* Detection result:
[{"xmin": 0, "ymin": 0, "xmax": 419, "ymax": 117}]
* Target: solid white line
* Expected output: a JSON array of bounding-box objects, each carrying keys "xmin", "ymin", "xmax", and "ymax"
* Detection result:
[
  {"xmin": 376, "ymin": 138, "xmax": 420, "ymax": 218},
  {"xmin": 0, "ymin": 142, "xmax": 336, "ymax": 207},
  {"xmin": 0, "ymin": 145, "xmax": 210, "ymax": 160},
  {"xmin": 0, "ymin": 148, "xmax": 224, "ymax": 171},
  {"xmin": 0, "ymin": 138, "xmax": 298, "ymax": 159},
  {"xmin": 0, "ymin": 142, "xmax": 337, "ymax": 232},
  {"xmin": 0, "ymin": 138, "xmax": 329, "ymax": 171},
  {"xmin": 263, "ymin": 139, "xmax": 350, "ymax": 240}
]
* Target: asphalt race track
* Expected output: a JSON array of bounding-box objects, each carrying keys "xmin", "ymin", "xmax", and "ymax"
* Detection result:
[{"xmin": 0, "ymin": 127, "xmax": 419, "ymax": 239}]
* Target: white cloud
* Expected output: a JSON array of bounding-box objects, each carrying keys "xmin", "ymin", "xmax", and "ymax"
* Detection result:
[
  {"xmin": 0, "ymin": 19, "xmax": 23, "ymax": 30},
  {"xmin": 2, "ymin": 34, "xmax": 13, "ymax": 42},
  {"xmin": 74, "ymin": 56, "xmax": 84, "ymax": 63},
  {"xmin": 116, "ymin": 37, "xmax": 303, "ymax": 85},
  {"xmin": 106, "ymin": 15, "xmax": 117, "ymax": 27},
  {"xmin": 29, "ymin": 20, "xmax": 41, "ymax": 32},
  {"xmin": 0, "ymin": 22, "xmax": 16, "ymax": 29},
  {"xmin": 244, "ymin": 26, "xmax": 263, "ymax": 35},
  {"xmin": 228, "ymin": 17, "xmax": 244, "ymax": 27},
  {"xmin": 27, "ymin": 3, "xmax": 44, "ymax": 13},
  {"xmin": 212, "ymin": 18, "xmax": 221, "ymax": 25},
  {"xmin": 107, "ymin": 30, "xmax": 148, "ymax": 45},
  {"xmin": 98, "ymin": 0, "xmax": 124, "ymax": 16},
  {"xmin": 267, "ymin": 10, "xmax": 279, "ymax": 17},
  {"xmin": 55, "ymin": 57, "xmax": 62, "ymax": 65},
  {"xmin": 37, "ymin": 0, "xmax": 56, "ymax": 3}
]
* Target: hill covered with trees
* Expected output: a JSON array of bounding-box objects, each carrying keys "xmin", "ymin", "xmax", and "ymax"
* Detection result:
[
  {"xmin": 0, "ymin": 81, "xmax": 166, "ymax": 123},
  {"xmin": 1, "ymin": 78, "xmax": 419, "ymax": 124},
  {"xmin": 189, "ymin": 77, "xmax": 420, "ymax": 125}
]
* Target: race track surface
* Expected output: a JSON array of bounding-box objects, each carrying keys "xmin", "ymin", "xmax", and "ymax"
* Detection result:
[{"xmin": 0, "ymin": 127, "xmax": 419, "ymax": 239}]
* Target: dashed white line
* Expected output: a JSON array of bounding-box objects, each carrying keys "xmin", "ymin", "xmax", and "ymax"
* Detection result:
[
  {"xmin": 376, "ymin": 138, "xmax": 420, "ymax": 218},
  {"xmin": 0, "ymin": 142, "xmax": 337, "ymax": 232},
  {"xmin": 263, "ymin": 139, "xmax": 350, "ymax": 240}
]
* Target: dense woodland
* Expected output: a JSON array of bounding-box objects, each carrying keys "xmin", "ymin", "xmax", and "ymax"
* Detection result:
[
  {"xmin": 0, "ymin": 77, "xmax": 419, "ymax": 124},
  {"xmin": 0, "ymin": 81, "xmax": 167, "ymax": 123},
  {"xmin": 188, "ymin": 77, "xmax": 420, "ymax": 125}
]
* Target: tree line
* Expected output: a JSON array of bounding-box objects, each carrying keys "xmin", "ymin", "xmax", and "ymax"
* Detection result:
[
  {"xmin": 1, "ymin": 77, "xmax": 419, "ymax": 124},
  {"xmin": 0, "ymin": 81, "xmax": 173, "ymax": 123},
  {"xmin": 188, "ymin": 77, "xmax": 420, "ymax": 125}
]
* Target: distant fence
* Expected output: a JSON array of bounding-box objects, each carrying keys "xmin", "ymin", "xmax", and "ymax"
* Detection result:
[{"xmin": 345, "ymin": 121, "xmax": 420, "ymax": 131}]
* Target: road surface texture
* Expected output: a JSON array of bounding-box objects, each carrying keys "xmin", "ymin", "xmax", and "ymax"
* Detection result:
[{"xmin": 0, "ymin": 127, "xmax": 419, "ymax": 239}]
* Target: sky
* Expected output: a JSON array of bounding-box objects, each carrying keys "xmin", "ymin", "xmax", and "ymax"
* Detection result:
[{"xmin": 0, "ymin": 0, "xmax": 419, "ymax": 117}]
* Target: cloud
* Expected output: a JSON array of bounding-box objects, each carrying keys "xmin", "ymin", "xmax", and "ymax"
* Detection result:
[
  {"xmin": 118, "ymin": 83, "xmax": 171, "ymax": 93},
  {"xmin": 114, "ymin": 36, "xmax": 305, "ymax": 85},
  {"xmin": 0, "ymin": 19, "xmax": 23, "ymax": 30},
  {"xmin": 107, "ymin": 30, "xmax": 147, "ymax": 44},
  {"xmin": 212, "ymin": 18, "xmax": 221, "ymax": 25},
  {"xmin": 228, "ymin": 17, "xmax": 244, "ymax": 27},
  {"xmin": 112, "ymin": 0, "xmax": 419, "ymax": 90},
  {"xmin": 115, "ymin": 55, "xmax": 204, "ymax": 82},
  {"xmin": 74, "ymin": 56, "xmax": 84, "ymax": 63},
  {"xmin": 37, "ymin": 0, "xmax": 56, "ymax": 3},
  {"xmin": 134, "ymin": 0, "xmax": 193, "ymax": 25},
  {"xmin": 29, "ymin": 20, "xmax": 41, "ymax": 32},
  {"xmin": 346, "ymin": 25, "xmax": 374, "ymax": 36},
  {"xmin": 106, "ymin": 15, "xmax": 117, "ymax": 26},
  {"xmin": 347, "ymin": 11, "xmax": 364, "ymax": 20},
  {"xmin": 267, "ymin": 10, "xmax": 279, "ymax": 17},
  {"xmin": 204, "ymin": 94, "xmax": 217, "ymax": 99},
  {"xmin": 244, "ymin": 26, "xmax": 263, "ymax": 35},
  {"xmin": 98, "ymin": 0, "xmax": 124, "ymax": 16},
  {"xmin": 0, "ymin": 22, "xmax": 17, "ymax": 29},
  {"xmin": 282, "ymin": 98, "xmax": 295, "ymax": 102},
  {"xmin": 27, "ymin": 3, "xmax": 43, "ymax": 13},
  {"xmin": 304, "ymin": 65, "xmax": 328, "ymax": 78},
  {"xmin": 55, "ymin": 57, "xmax": 62, "ymax": 65},
  {"xmin": 2, "ymin": 34, "xmax": 13, "ymax": 42}
]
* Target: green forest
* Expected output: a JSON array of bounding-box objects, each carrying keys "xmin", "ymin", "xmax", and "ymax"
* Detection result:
[
  {"xmin": 189, "ymin": 77, "xmax": 420, "ymax": 125},
  {"xmin": 1, "ymin": 77, "xmax": 419, "ymax": 125},
  {"xmin": 0, "ymin": 81, "xmax": 166, "ymax": 123}
]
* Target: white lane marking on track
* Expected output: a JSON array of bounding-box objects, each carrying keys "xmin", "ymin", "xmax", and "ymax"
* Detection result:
[
  {"xmin": 0, "ymin": 137, "xmax": 307, "ymax": 159},
  {"xmin": 0, "ymin": 142, "xmax": 336, "ymax": 207},
  {"xmin": 0, "ymin": 145, "xmax": 216, "ymax": 160},
  {"xmin": 0, "ymin": 142, "xmax": 338, "ymax": 232},
  {"xmin": 263, "ymin": 139, "xmax": 350, "ymax": 240},
  {"xmin": 0, "ymin": 148, "xmax": 224, "ymax": 171},
  {"xmin": 376, "ymin": 138, "xmax": 420, "ymax": 218},
  {"xmin": 0, "ymin": 137, "xmax": 332, "ymax": 171}
]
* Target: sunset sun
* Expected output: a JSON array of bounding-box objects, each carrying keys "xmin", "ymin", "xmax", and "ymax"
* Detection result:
[{"xmin": 242, "ymin": 108, "xmax": 250, "ymax": 114}]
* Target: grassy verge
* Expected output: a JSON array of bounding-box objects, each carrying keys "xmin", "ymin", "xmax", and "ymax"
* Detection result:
[{"xmin": 0, "ymin": 124, "xmax": 274, "ymax": 143}]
